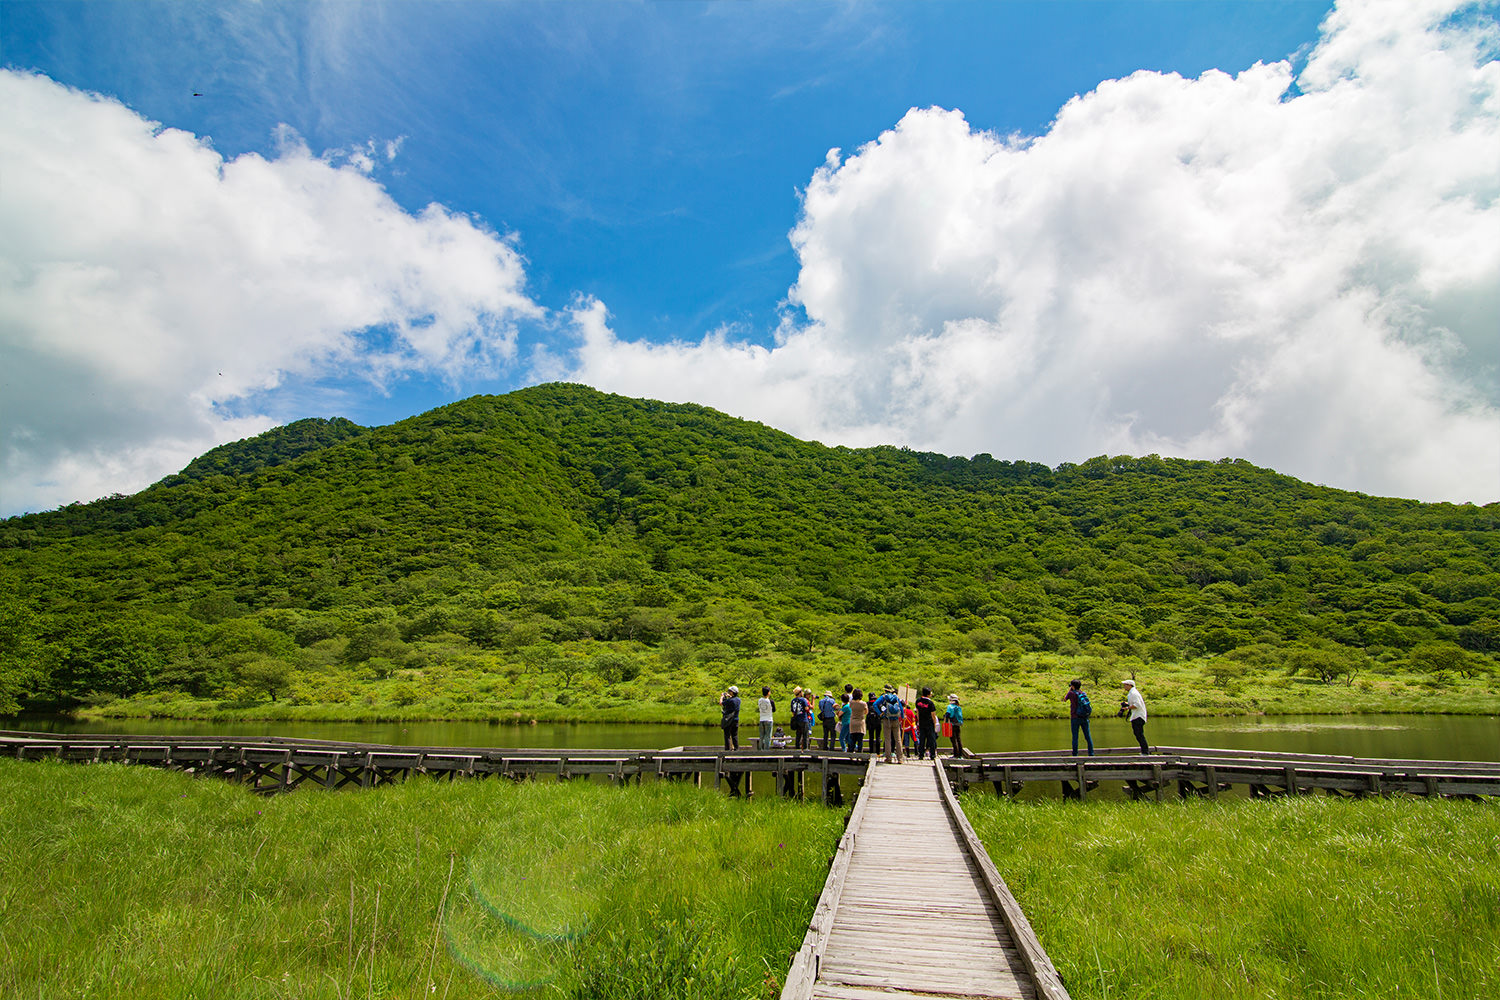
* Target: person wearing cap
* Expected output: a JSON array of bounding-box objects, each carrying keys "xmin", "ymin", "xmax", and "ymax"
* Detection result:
[
  {"xmin": 1122, "ymin": 679, "xmax": 1149, "ymax": 753},
  {"xmin": 719, "ymin": 685, "xmax": 741, "ymax": 751},
  {"xmin": 817, "ymin": 690, "xmax": 838, "ymax": 750},
  {"xmin": 872, "ymin": 684, "xmax": 906, "ymax": 763},
  {"xmin": 944, "ymin": 694, "xmax": 967, "ymax": 759},
  {"xmin": 914, "ymin": 687, "xmax": 938, "ymax": 761},
  {"xmin": 719, "ymin": 685, "xmax": 743, "ymax": 797},
  {"xmin": 790, "ymin": 686, "xmax": 812, "ymax": 750}
]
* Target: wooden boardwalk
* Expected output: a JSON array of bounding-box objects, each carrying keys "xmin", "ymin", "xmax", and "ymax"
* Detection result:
[
  {"xmin": 783, "ymin": 760, "xmax": 1069, "ymax": 1000},
  {"xmin": 946, "ymin": 746, "xmax": 1500, "ymax": 801},
  {"xmin": 0, "ymin": 731, "xmax": 868, "ymax": 796}
]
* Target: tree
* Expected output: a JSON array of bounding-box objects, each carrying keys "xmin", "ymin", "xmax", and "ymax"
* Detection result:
[
  {"xmin": 659, "ymin": 638, "xmax": 694, "ymax": 669},
  {"xmin": 790, "ymin": 617, "xmax": 832, "ymax": 654},
  {"xmin": 54, "ymin": 620, "xmax": 164, "ymax": 698},
  {"xmin": 237, "ymin": 657, "xmax": 293, "ymax": 702},
  {"xmin": 1409, "ymin": 642, "xmax": 1480, "ymax": 678},
  {"xmin": 594, "ymin": 652, "xmax": 640, "ymax": 684},
  {"xmin": 1285, "ymin": 647, "xmax": 1361, "ymax": 686}
]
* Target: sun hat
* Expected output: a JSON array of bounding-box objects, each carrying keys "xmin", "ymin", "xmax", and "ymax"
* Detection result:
[
  {"xmin": 728, "ymin": 685, "xmax": 738, "ymax": 694},
  {"xmin": 1121, "ymin": 679, "xmax": 1136, "ymax": 687},
  {"xmin": 884, "ymin": 684, "xmax": 894, "ymax": 692},
  {"xmin": 948, "ymin": 694, "xmax": 959, "ymax": 702}
]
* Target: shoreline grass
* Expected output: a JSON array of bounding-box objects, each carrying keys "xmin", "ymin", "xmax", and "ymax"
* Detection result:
[
  {"xmin": 0, "ymin": 758, "xmax": 842, "ymax": 1000},
  {"xmin": 964, "ymin": 792, "xmax": 1500, "ymax": 999},
  {"xmin": 62, "ymin": 646, "xmax": 1500, "ymax": 726}
]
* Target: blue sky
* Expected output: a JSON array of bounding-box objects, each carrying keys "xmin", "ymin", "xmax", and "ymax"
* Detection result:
[{"xmin": 3, "ymin": 0, "xmax": 1497, "ymax": 514}]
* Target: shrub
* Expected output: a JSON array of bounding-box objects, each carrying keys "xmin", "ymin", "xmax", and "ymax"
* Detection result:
[{"xmin": 1143, "ymin": 641, "xmax": 1178, "ymax": 664}]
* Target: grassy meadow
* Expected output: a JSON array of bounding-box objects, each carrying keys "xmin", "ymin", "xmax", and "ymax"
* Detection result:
[
  {"xmin": 0, "ymin": 758, "xmax": 842, "ymax": 1000},
  {"xmin": 73, "ymin": 643, "xmax": 1500, "ymax": 726},
  {"xmin": 4, "ymin": 754, "xmax": 1499, "ymax": 1000},
  {"xmin": 965, "ymin": 792, "xmax": 1500, "ymax": 1000}
]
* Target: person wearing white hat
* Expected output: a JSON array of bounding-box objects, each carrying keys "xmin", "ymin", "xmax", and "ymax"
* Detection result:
[
  {"xmin": 719, "ymin": 685, "xmax": 743, "ymax": 796},
  {"xmin": 719, "ymin": 685, "xmax": 741, "ymax": 751},
  {"xmin": 1121, "ymin": 679, "xmax": 1149, "ymax": 753}
]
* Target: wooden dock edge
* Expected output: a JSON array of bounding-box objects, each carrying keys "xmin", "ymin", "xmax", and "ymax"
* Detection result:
[
  {"xmin": 936, "ymin": 762, "xmax": 1073, "ymax": 1000},
  {"xmin": 780, "ymin": 757, "xmax": 879, "ymax": 1000}
]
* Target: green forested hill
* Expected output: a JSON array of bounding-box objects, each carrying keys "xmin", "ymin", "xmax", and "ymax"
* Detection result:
[{"xmin": 1, "ymin": 383, "xmax": 1496, "ymax": 719}]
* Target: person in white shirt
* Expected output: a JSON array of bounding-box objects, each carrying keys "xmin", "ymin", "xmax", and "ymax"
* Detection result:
[
  {"xmin": 757, "ymin": 686, "xmax": 775, "ymax": 749},
  {"xmin": 1122, "ymin": 679, "xmax": 1149, "ymax": 754}
]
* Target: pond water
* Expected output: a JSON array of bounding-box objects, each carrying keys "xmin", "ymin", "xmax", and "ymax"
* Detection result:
[{"xmin": 6, "ymin": 712, "xmax": 1498, "ymax": 761}]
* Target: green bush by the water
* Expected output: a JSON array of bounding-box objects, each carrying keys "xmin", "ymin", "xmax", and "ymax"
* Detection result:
[
  {"xmin": 0, "ymin": 759, "xmax": 842, "ymax": 999},
  {"xmin": 965, "ymin": 792, "xmax": 1500, "ymax": 999}
]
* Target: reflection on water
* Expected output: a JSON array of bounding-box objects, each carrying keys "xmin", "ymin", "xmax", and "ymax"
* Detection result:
[
  {"xmin": 1194, "ymin": 723, "xmax": 1408, "ymax": 733},
  {"xmin": 4, "ymin": 713, "xmax": 1498, "ymax": 761}
]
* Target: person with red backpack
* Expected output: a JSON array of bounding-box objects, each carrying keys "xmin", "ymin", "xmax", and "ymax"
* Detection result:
[{"xmin": 1063, "ymin": 678, "xmax": 1095, "ymax": 756}]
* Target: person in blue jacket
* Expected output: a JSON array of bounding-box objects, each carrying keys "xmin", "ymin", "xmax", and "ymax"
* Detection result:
[
  {"xmin": 817, "ymin": 690, "xmax": 838, "ymax": 749},
  {"xmin": 944, "ymin": 694, "xmax": 967, "ymax": 759}
]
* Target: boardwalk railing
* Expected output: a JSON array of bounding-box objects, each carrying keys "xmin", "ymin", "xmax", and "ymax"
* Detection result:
[
  {"xmin": 5, "ymin": 731, "xmax": 1496, "ymax": 801},
  {"xmin": 932, "ymin": 758, "xmax": 1071, "ymax": 1000},
  {"xmin": 0, "ymin": 731, "xmax": 869, "ymax": 796},
  {"xmin": 781, "ymin": 757, "xmax": 879, "ymax": 997},
  {"xmin": 945, "ymin": 746, "xmax": 1500, "ymax": 800}
]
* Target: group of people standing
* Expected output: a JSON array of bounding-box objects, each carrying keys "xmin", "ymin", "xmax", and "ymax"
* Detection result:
[
  {"xmin": 717, "ymin": 675, "xmax": 1152, "ymax": 771},
  {"xmin": 1062, "ymin": 677, "xmax": 1150, "ymax": 755},
  {"xmin": 718, "ymin": 682, "xmax": 970, "ymax": 761}
]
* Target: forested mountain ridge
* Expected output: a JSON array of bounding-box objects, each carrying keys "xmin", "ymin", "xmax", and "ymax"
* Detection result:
[
  {"xmin": 1, "ymin": 383, "xmax": 1496, "ymax": 717},
  {"xmin": 178, "ymin": 416, "xmax": 370, "ymax": 482}
]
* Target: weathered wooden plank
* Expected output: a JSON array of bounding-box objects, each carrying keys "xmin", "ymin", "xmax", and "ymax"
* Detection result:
[{"xmin": 937, "ymin": 760, "xmax": 1071, "ymax": 1000}]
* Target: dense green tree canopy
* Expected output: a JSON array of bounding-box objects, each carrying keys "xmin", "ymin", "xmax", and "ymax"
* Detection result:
[{"xmin": 2, "ymin": 383, "xmax": 1495, "ymax": 711}]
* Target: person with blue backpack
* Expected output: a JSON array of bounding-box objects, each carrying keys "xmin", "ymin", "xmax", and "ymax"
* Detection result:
[
  {"xmin": 1063, "ymin": 678, "xmax": 1095, "ymax": 756},
  {"xmin": 790, "ymin": 687, "xmax": 812, "ymax": 750},
  {"xmin": 872, "ymin": 684, "xmax": 906, "ymax": 763}
]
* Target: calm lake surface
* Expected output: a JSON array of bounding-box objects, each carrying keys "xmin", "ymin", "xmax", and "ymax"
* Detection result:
[{"xmin": 6, "ymin": 713, "xmax": 1498, "ymax": 761}]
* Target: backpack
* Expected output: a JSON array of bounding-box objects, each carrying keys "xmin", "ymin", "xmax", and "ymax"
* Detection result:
[
  {"xmin": 1076, "ymin": 691, "xmax": 1092, "ymax": 718},
  {"xmin": 791, "ymin": 696, "xmax": 809, "ymax": 723}
]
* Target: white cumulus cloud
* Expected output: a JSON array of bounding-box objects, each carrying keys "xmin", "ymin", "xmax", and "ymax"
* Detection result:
[
  {"xmin": 560, "ymin": 0, "xmax": 1500, "ymax": 503},
  {"xmin": 0, "ymin": 70, "xmax": 541, "ymax": 516}
]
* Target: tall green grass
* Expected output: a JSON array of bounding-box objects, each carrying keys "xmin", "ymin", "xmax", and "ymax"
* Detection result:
[
  {"xmin": 964, "ymin": 792, "xmax": 1500, "ymax": 999},
  {"xmin": 0, "ymin": 759, "xmax": 842, "ymax": 999}
]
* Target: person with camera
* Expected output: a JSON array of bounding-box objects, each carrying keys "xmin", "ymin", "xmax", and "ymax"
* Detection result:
[
  {"xmin": 719, "ymin": 685, "xmax": 743, "ymax": 797},
  {"xmin": 1120, "ymin": 678, "xmax": 1149, "ymax": 753}
]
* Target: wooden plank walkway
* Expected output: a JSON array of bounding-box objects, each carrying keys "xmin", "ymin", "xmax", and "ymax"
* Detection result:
[{"xmin": 783, "ymin": 760, "xmax": 1069, "ymax": 1000}]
